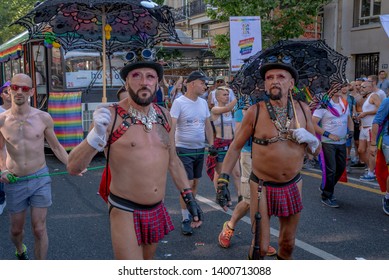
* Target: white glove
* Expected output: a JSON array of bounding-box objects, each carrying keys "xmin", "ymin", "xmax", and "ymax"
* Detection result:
[
  {"xmin": 86, "ymin": 106, "xmax": 111, "ymax": 151},
  {"xmin": 292, "ymin": 128, "xmax": 319, "ymax": 153}
]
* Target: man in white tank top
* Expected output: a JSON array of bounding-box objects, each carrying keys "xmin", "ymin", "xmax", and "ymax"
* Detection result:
[{"xmin": 357, "ymin": 81, "xmax": 382, "ymax": 181}]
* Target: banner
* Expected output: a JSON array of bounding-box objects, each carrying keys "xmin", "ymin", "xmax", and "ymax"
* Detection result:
[
  {"xmin": 380, "ymin": 15, "xmax": 389, "ymax": 39},
  {"xmin": 229, "ymin": 16, "xmax": 262, "ymax": 72}
]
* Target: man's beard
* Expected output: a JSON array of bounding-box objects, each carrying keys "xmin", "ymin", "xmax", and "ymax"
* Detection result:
[
  {"xmin": 128, "ymin": 86, "xmax": 156, "ymax": 107},
  {"xmin": 268, "ymin": 87, "xmax": 282, "ymax": 100}
]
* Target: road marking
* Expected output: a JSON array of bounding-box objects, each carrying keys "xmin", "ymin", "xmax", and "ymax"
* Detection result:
[
  {"xmin": 301, "ymin": 170, "xmax": 383, "ymax": 194},
  {"xmin": 196, "ymin": 195, "xmax": 341, "ymax": 260}
]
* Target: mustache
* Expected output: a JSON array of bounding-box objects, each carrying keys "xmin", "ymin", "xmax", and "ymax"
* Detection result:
[{"xmin": 137, "ymin": 87, "xmax": 152, "ymax": 94}]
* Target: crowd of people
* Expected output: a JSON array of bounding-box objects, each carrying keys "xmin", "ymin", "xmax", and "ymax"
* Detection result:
[{"xmin": 1, "ymin": 54, "xmax": 389, "ymax": 261}]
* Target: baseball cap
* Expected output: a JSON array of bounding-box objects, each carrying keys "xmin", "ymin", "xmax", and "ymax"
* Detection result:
[
  {"xmin": 259, "ymin": 55, "xmax": 299, "ymax": 82},
  {"xmin": 186, "ymin": 71, "xmax": 209, "ymax": 83},
  {"xmin": 216, "ymin": 76, "xmax": 225, "ymax": 82},
  {"xmin": 0, "ymin": 81, "xmax": 10, "ymax": 93}
]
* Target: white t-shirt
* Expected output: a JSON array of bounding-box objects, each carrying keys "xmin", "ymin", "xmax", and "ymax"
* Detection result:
[
  {"xmin": 313, "ymin": 98, "xmax": 349, "ymax": 145},
  {"xmin": 170, "ymin": 95, "xmax": 210, "ymax": 149}
]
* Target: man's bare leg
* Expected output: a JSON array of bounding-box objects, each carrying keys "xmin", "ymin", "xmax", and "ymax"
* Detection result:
[
  {"xmin": 110, "ymin": 209, "xmax": 143, "ymax": 259},
  {"xmin": 31, "ymin": 207, "xmax": 48, "ymax": 259},
  {"xmin": 10, "ymin": 210, "xmax": 27, "ymax": 255}
]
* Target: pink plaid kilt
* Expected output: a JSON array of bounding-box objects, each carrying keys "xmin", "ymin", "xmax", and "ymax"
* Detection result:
[
  {"xmin": 264, "ymin": 174, "xmax": 303, "ymax": 217},
  {"xmin": 133, "ymin": 202, "xmax": 174, "ymax": 245}
]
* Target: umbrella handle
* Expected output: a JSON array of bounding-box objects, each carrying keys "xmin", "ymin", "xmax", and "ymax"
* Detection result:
[{"xmin": 289, "ymin": 92, "xmax": 300, "ymax": 128}]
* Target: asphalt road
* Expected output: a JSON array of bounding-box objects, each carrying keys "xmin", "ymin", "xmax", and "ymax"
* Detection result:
[{"xmin": 0, "ymin": 153, "xmax": 388, "ymax": 260}]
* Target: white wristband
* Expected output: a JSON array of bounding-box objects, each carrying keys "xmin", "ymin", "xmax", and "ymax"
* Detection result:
[{"xmin": 86, "ymin": 128, "xmax": 107, "ymax": 152}]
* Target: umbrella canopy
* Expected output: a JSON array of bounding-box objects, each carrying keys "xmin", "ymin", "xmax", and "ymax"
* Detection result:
[
  {"xmin": 230, "ymin": 40, "xmax": 348, "ymax": 104},
  {"xmin": 13, "ymin": 0, "xmax": 181, "ymax": 102},
  {"xmin": 14, "ymin": 0, "xmax": 180, "ymax": 53}
]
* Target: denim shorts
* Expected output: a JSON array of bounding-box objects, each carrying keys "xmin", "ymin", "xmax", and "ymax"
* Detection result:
[
  {"xmin": 176, "ymin": 147, "xmax": 205, "ymax": 180},
  {"xmin": 4, "ymin": 166, "xmax": 52, "ymax": 214},
  {"xmin": 382, "ymin": 143, "xmax": 389, "ymax": 164}
]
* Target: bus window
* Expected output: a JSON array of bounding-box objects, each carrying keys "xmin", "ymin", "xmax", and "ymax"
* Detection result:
[
  {"xmin": 64, "ymin": 50, "xmax": 124, "ymax": 89},
  {"xmin": 51, "ymin": 47, "xmax": 64, "ymax": 90}
]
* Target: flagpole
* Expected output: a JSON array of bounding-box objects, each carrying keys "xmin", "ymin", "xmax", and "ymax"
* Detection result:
[
  {"xmin": 101, "ymin": 8, "xmax": 107, "ymax": 103},
  {"xmin": 289, "ymin": 92, "xmax": 300, "ymax": 128}
]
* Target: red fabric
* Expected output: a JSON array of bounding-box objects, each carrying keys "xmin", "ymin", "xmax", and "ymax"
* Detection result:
[
  {"xmin": 339, "ymin": 158, "xmax": 348, "ymax": 183},
  {"xmin": 133, "ymin": 202, "xmax": 175, "ymax": 245},
  {"xmin": 98, "ymin": 165, "xmax": 111, "ymax": 203},
  {"xmin": 206, "ymin": 155, "xmax": 217, "ymax": 181},
  {"xmin": 376, "ymin": 149, "xmax": 388, "ymax": 192}
]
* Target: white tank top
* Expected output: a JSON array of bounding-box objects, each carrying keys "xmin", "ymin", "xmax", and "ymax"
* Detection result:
[{"xmin": 361, "ymin": 93, "xmax": 377, "ymax": 127}]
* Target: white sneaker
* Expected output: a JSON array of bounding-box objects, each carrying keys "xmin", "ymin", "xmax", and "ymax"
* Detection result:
[{"xmin": 0, "ymin": 201, "xmax": 6, "ymax": 215}]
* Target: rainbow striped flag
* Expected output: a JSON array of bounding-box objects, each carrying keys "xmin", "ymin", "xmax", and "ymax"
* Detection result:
[{"xmin": 48, "ymin": 91, "xmax": 83, "ymax": 151}]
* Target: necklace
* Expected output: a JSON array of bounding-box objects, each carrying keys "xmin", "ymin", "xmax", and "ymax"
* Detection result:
[
  {"xmin": 265, "ymin": 99, "xmax": 293, "ymax": 134},
  {"xmin": 12, "ymin": 108, "xmax": 31, "ymax": 131},
  {"xmin": 128, "ymin": 105, "xmax": 157, "ymax": 132}
]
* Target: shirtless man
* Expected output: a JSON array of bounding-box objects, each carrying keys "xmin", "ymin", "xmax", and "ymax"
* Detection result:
[
  {"xmin": 0, "ymin": 73, "xmax": 69, "ymax": 260},
  {"xmin": 67, "ymin": 59, "xmax": 203, "ymax": 260},
  {"xmin": 216, "ymin": 57, "xmax": 320, "ymax": 259}
]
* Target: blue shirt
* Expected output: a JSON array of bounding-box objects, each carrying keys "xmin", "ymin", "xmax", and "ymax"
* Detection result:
[
  {"xmin": 373, "ymin": 98, "xmax": 389, "ymax": 145},
  {"xmin": 235, "ymin": 108, "xmax": 251, "ymax": 152}
]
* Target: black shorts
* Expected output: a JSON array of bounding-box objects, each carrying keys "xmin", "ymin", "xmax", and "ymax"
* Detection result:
[
  {"xmin": 353, "ymin": 121, "xmax": 360, "ymax": 140},
  {"xmin": 176, "ymin": 147, "xmax": 205, "ymax": 180}
]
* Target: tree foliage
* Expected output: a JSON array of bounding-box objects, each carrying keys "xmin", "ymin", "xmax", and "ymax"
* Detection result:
[
  {"xmin": 205, "ymin": 0, "xmax": 332, "ymax": 59},
  {"xmin": 0, "ymin": 0, "xmax": 37, "ymax": 45}
]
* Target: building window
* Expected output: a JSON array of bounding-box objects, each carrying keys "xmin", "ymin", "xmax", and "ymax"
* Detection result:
[
  {"xmin": 201, "ymin": 24, "xmax": 209, "ymax": 39},
  {"xmin": 355, "ymin": 53, "xmax": 379, "ymax": 78},
  {"xmin": 354, "ymin": 0, "xmax": 381, "ymax": 26}
]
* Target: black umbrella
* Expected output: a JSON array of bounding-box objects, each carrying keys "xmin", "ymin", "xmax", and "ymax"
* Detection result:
[
  {"xmin": 13, "ymin": 0, "xmax": 181, "ymax": 101},
  {"xmin": 230, "ymin": 40, "xmax": 348, "ymax": 105}
]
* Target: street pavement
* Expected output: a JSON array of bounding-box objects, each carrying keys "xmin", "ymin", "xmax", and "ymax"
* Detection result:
[{"xmin": 0, "ymin": 153, "xmax": 388, "ymax": 260}]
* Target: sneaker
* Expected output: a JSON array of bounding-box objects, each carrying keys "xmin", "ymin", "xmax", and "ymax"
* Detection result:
[
  {"xmin": 383, "ymin": 197, "xmax": 389, "ymax": 216},
  {"xmin": 15, "ymin": 244, "xmax": 29, "ymax": 260},
  {"xmin": 267, "ymin": 245, "xmax": 277, "ymax": 256},
  {"xmin": 0, "ymin": 200, "xmax": 6, "ymax": 215},
  {"xmin": 303, "ymin": 159, "xmax": 314, "ymax": 169},
  {"xmin": 350, "ymin": 162, "xmax": 366, "ymax": 168},
  {"xmin": 359, "ymin": 174, "xmax": 376, "ymax": 182},
  {"xmin": 218, "ymin": 221, "xmax": 234, "ymax": 248},
  {"xmin": 181, "ymin": 219, "xmax": 193, "ymax": 235},
  {"xmin": 321, "ymin": 197, "xmax": 339, "ymax": 208}
]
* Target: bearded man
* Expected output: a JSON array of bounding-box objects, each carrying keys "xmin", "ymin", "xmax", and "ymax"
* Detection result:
[
  {"xmin": 67, "ymin": 59, "xmax": 203, "ymax": 259},
  {"xmin": 217, "ymin": 57, "xmax": 320, "ymax": 259}
]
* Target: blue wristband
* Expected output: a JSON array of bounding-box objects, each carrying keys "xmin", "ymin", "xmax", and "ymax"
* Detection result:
[{"xmin": 323, "ymin": 131, "xmax": 330, "ymax": 137}]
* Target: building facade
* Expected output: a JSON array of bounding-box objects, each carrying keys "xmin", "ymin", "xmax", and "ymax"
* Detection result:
[{"xmin": 165, "ymin": 0, "xmax": 389, "ymax": 80}]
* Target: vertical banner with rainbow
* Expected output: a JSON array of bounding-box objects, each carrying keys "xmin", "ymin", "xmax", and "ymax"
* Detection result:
[
  {"xmin": 48, "ymin": 91, "xmax": 83, "ymax": 151},
  {"xmin": 229, "ymin": 16, "xmax": 262, "ymax": 72}
]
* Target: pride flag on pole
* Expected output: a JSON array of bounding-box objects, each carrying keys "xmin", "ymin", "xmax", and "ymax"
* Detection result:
[{"xmin": 48, "ymin": 91, "xmax": 83, "ymax": 151}]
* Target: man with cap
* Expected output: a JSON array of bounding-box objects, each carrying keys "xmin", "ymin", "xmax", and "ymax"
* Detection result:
[
  {"xmin": 170, "ymin": 70, "xmax": 216, "ymax": 235},
  {"xmin": 216, "ymin": 56, "xmax": 320, "ymax": 259},
  {"xmin": 67, "ymin": 58, "xmax": 203, "ymax": 259},
  {"xmin": 0, "ymin": 81, "xmax": 11, "ymax": 215}
]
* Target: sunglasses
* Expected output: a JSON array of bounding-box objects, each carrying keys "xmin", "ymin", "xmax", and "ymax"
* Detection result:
[
  {"xmin": 264, "ymin": 55, "xmax": 292, "ymax": 65},
  {"xmin": 10, "ymin": 84, "xmax": 31, "ymax": 92}
]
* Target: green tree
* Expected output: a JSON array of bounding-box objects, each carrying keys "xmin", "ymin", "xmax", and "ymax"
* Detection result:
[
  {"xmin": 205, "ymin": 0, "xmax": 331, "ymax": 59},
  {"xmin": 0, "ymin": 0, "xmax": 37, "ymax": 45}
]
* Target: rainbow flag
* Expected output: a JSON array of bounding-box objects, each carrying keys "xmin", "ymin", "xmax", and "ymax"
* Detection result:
[
  {"xmin": 48, "ymin": 91, "xmax": 83, "ymax": 151},
  {"xmin": 376, "ymin": 124, "xmax": 388, "ymax": 192}
]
